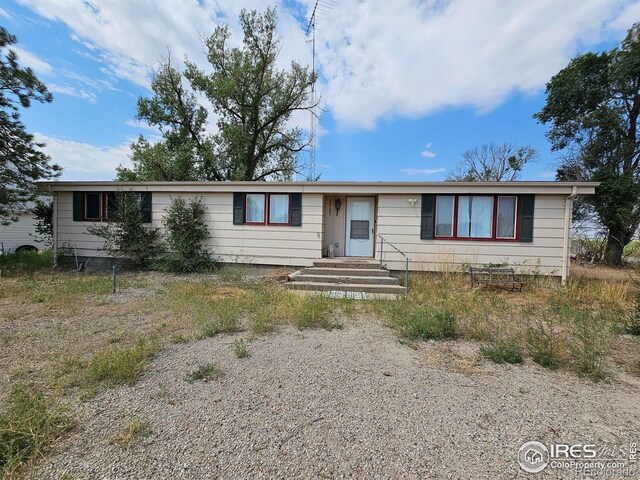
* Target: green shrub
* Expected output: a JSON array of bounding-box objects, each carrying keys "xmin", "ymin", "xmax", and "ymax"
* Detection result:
[
  {"xmin": 390, "ymin": 307, "xmax": 456, "ymax": 341},
  {"xmin": 0, "ymin": 384, "xmax": 74, "ymax": 475},
  {"xmin": 480, "ymin": 337, "xmax": 524, "ymax": 364},
  {"xmin": 87, "ymin": 191, "xmax": 161, "ymax": 269},
  {"xmin": 234, "ymin": 338, "xmax": 249, "ymax": 358},
  {"xmin": 85, "ymin": 338, "xmax": 158, "ymax": 387},
  {"xmin": 162, "ymin": 197, "xmax": 215, "ymax": 272},
  {"xmin": 185, "ymin": 363, "xmax": 223, "ymax": 383},
  {"xmin": 570, "ymin": 312, "xmax": 610, "ymax": 381}
]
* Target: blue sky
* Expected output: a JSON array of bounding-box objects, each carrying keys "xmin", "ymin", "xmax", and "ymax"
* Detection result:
[{"xmin": 2, "ymin": 0, "xmax": 639, "ymax": 182}]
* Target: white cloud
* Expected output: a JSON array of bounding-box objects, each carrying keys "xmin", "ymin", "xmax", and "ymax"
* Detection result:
[
  {"xmin": 49, "ymin": 84, "xmax": 98, "ymax": 102},
  {"xmin": 606, "ymin": 2, "xmax": 640, "ymax": 31},
  {"xmin": 11, "ymin": 46, "xmax": 53, "ymax": 75},
  {"xmin": 124, "ymin": 119, "xmax": 160, "ymax": 134},
  {"xmin": 319, "ymin": 163, "xmax": 332, "ymax": 168},
  {"xmin": 400, "ymin": 167, "xmax": 446, "ymax": 176},
  {"xmin": 315, "ymin": 0, "xmax": 633, "ymax": 129},
  {"xmin": 421, "ymin": 142, "xmax": 436, "ymax": 158},
  {"xmin": 539, "ymin": 170, "xmax": 557, "ymax": 179},
  {"xmin": 35, "ymin": 133, "xmax": 132, "ymax": 180},
  {"xmin": 0, "ymin": 7, "xmax": 13, "ymax": 19},
  {"xmin": 17, "ymin": 0, "xmax": 636, "ymax": 132}
]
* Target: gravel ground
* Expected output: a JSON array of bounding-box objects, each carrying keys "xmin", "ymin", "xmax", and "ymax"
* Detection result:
[{"xmin": 37, "ymin": 320, "xmax": 640, "ymax": 479}]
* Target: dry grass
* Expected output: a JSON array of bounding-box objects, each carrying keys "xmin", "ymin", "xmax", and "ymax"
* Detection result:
[{"xmin": 0, "ymin": 263, "xmax": 639, "ymax": 476}]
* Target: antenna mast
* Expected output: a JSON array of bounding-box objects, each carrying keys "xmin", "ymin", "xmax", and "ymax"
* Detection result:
[{"xmin": 305, "ymin": 0, "xmax": 334, "ymax": 180}]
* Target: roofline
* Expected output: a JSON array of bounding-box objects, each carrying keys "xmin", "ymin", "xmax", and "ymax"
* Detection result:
[
  {"xmin": 38, "ymin": 180, "xmax": 600, "ymax": 187},
  {"xmin": 37, "ymin": 180, "xmax": 599, "ymax": 195}
]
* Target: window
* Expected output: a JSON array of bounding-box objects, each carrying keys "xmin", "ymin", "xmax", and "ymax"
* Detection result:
[
  {"xmin": 243, "ymin": 193, "xmax": 293, "ymax": 225},
  {"xmin": 496, "ymin": 196, "xmax": 517, "ymax": 239},
  {"xmin": 245, "ymin": 193, "xmax": 266, "ymax": 223},
  {"xmin": 104, "ymin": 192, "xmax": 119, "ymax": 220},
  {"xmin": 430, "ymin": 194, "xmax": 523, "ymax": 241},
  {"xmin": 74, "ymin": 191, "xmax": 151, "ymax": 223},
  {"xmin": 457, "ymin": 196, "xmax": 494, "ymax": 238},
  {"xmin": 435, "ymin": 195, "xmax": 454, "ymax": 237},
  {"xmin": 269, "ymin": 194, "xmax": 290, "ymax": 224},
  {"xmin": 84, "ymin": 193, "xmax": 101, "ymax": 220}
]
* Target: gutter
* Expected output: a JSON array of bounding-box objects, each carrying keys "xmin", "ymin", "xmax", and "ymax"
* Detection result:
[{"xmin": 561, "ymin": 186, "xmax": 578, "ymax": 285}]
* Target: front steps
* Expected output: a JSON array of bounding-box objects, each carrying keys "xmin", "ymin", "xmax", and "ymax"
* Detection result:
[{"xmin": 286, "ymin": 258, "xmax": 405, "ymax": 297}]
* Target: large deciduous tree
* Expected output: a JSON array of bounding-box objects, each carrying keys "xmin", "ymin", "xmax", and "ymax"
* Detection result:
[
  {"xmin": 535, "ymin": 23, "xmax": 640, "ymax": 266},
  {"xmin": 0, "ymin": 27, "xmax": 60, "ymax": 222},
  {"xmin": 117, "ymin": 7, "xmax": 316, "ymax": 182},
  {"xmin": 446, "ymin": 142, "xmax": 537, "ymax": 182}
]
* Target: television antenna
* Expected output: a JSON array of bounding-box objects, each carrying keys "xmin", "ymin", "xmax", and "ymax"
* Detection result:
[{"xmin": 305, "ymin": 0, "xmax": 334, "ymax": 180}]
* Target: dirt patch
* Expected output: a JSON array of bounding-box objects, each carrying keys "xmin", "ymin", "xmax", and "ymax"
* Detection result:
[{"xmin": 35, "ymin": 320, "xmax": 640, "ymax": 479}]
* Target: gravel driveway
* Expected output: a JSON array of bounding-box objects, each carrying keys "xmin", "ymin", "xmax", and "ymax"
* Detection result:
[{"xmin": 37, "ymin": 320, "xmax": 640, "ymax": 479}]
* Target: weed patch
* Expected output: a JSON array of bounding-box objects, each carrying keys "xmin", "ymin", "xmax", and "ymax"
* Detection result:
[
  {"xmin": 526, "ymin": 319, "xmax": 566, "ymax": 369},
  {"xmin": 110, "ymin": 419, "xmax": 152, "ymax": 449},
  {"xmin": 0, "ymin": 384, "xmax": 74, "ymax": 476},
  {"xmin": 234, "ymin": 338, "xmax": 249, "ymax": 358},
  {"xmin": 480, "ymin": 337, "xmax": 524, "ymax": 364},
  {"xmin": 294, "ymin": 295, "xmax": 341, "ymax": 330},
  {"xmin": 84, "ymin": 338, "xmax": 159, "ymax": 388},
  {"xmin": 387, "ymin": 303, "xmax": 456, "ymax": 341},
  {"xmin": 570, "ymin": 312, "xmax": 610, "ymax": 381},
  {"xmin": 185, "ymin": 363, "xmax": 223, "ymax": 383},
  {"xmin": 0, "ymin": 251, "xmax": 53, "ymax": 276}
]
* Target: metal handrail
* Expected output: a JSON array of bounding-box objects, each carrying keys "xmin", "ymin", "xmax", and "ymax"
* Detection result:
[{"xmin": 377, "ymin": 234, "xmax": 410, "ymax": 296}]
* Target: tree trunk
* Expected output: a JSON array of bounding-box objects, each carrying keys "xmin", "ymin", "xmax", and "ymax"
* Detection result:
[{"xmin": 603, "ymin": 225, "xmax": 632, "ymax": 266}]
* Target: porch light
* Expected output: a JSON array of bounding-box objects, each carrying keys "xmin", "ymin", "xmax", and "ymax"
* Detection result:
[
  {"xmin": 334, "ymin": 198, "xmax": 342, "ymax": 214},
  {"xmin": 408, "ymin": 198, "xmax": 417, "ymax": 206}
]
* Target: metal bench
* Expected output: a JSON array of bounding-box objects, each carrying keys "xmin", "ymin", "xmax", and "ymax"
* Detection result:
[{"xmin": 469, "ymin": 266, "xmax": 524, "ymax": 292}]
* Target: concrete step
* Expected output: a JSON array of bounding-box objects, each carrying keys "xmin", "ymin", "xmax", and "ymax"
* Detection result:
[
  {"xmin": 313, "ymin": 258, "xmax": 380, "ymax": 269},
  {"xmin": 301, "ymin": 267, "xmax": 390, "ymax": 277},
  {"xmin": 291, "ymin": 274, "xmax": 399, "ymax": 285},
  {"xmin": 286, "ymin": 281, "xmax": 405, "ymax": 295}
]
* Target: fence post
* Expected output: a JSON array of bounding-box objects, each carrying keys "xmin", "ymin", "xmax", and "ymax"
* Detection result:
[
  {"xmin": 112, "ymin": 265, "xmax": 117, "ymax": 293},
  {"xmin": 405, "ymin": 257, "xmax": 409, "ymax": 297}
]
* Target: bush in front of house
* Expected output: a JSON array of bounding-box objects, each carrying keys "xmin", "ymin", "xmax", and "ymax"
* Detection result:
[
  {"xmin": 87, "ymin": 192, "xmax": 161, "ymax": 269},
  {"xmin": 162, "ymin": 196, "xmax": 215, "ymax": 273}
]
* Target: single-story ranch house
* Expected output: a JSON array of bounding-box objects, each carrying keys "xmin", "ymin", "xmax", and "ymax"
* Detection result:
[{"xmin": 39, "ymin": 181, "xmax": 597, "ymax": 283}]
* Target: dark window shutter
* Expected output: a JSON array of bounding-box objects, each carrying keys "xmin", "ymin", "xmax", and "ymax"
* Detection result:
[
  {"xmin": 519, "ymin": 194, "xmax": 535, "ymax": 242},
  {"xmin": 420, "ymin": 194, "xmax": 435, "ymax": 240},
  {"xmin": 141, "ymin": 192, "xmax": 152, "ymax": 223},
  {"xmin": 73, "ymin": 192, "xmax": 83, "ymax": 221},
  {"xmin": 233, "ymin": 192, "xmax": 244, "ymax": 225},
  {"xmin": 290, "ymin": 193, "xmax": 302, "ymax": 227}
]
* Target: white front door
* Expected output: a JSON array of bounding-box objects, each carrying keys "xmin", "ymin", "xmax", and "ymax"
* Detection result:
[{"xmin": 345, "ymin": 197, "xmax": 375, "ymax": 257}]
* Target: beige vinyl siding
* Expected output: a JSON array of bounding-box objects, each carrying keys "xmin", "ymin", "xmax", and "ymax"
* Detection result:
[
  {"xmin": 376, "ymin": 194, "xmax": 566, "ymax": 275},
  {"xmin": 55, "ymin": 191, "xmax": 323, "ymax": 267}
]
